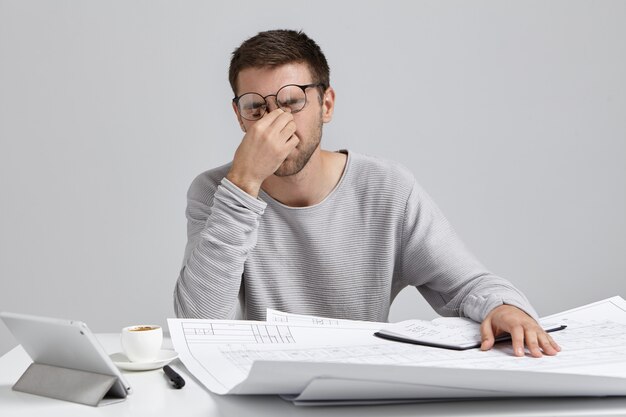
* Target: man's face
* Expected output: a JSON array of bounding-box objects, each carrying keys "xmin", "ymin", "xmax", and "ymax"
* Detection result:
[{"xmin": 233, "ymin": 63, "xmax": 332, "ymax": 177}]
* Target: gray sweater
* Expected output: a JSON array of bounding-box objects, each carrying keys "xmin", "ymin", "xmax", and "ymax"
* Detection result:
[{"xmin": 174, "ymin": 150, "xmax": 537, "ymax": 323}]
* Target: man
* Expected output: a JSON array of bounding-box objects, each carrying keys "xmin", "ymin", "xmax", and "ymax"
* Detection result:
[{"xmin": 174, "ymin": 29, "xmax": 561, "ymax": 358}]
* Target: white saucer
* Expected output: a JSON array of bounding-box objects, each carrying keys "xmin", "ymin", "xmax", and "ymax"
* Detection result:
[{"xmin": 110, "ymin": 350, "xmax": 179, "ymax": 371}]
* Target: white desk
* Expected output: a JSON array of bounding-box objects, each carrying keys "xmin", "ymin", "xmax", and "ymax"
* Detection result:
[{"xmin": 1, "ymin": 334, "xmax": 626, "ymax": 417}]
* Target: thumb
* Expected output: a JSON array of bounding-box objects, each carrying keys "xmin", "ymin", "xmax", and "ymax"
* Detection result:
[{"xmin": 480, "ymin": 318, "xmax": 495, "ymax": 351}]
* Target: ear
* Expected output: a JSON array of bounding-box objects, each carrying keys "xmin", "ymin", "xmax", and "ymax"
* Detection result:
[
  {"xmin": 232, "ymin": 101, "xmax": 246, "ymax": 132},
  {"xmin": 321, "ymin": 86, "xmax": 335, "ymax": 123}
]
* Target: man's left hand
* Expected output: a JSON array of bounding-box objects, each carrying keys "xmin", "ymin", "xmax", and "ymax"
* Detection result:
[{"xmin": 480, "ymin": 304, "xmax": 561, "ymax": 357}]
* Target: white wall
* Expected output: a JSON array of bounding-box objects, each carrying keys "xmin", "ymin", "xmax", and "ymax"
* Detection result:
[{"xmin": 1, "ymin": 0, "xmax": 624, "ymax": 355}]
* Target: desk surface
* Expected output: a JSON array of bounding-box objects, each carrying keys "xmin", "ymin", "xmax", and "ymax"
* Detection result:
[{"xmin": 1, "ymin": 334, "xmax": 626, "ymax": 417}]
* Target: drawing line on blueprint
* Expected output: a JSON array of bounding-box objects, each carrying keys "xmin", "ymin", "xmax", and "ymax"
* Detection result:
[{"xmin": 182, "ymin": 322, "xmax": 296, "ymax": 344}]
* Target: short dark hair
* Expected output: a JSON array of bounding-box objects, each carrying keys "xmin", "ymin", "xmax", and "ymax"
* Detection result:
[{"xmin": 228, "ymin": 29, "xmax": 330, "ymax": 95}]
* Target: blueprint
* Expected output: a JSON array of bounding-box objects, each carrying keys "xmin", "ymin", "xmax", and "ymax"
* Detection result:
[{"xmin": 168, "ymin": 296, "xmax": 626, "ymax": 400}]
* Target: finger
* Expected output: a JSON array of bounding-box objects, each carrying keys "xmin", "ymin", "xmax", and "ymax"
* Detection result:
[
  {"xmin": 284, "ymin": 134, "xmax": 300, "ymax": 153},
  {"xmin": 510, "ymin": 326, "xmax": 525, "ymax": 357},
  {"xmin": 480, "ymin": 319, "xmax": 495, "ymax": 351},
  {"xmin": 270, "ymin": 110, "xmax": 295, "ymax": 131},
  {"xmin": 537, "ymin": 334, "xmax": 557, "ymax": 356},
  {"xmin": 263, "ymin": 112, "xmax": 295, "ymax": 143},
  {"xmin": 537, "ymin": 332, "xmax": 559, "ymax": 356},
  {"xmin": 524, "ymin": 329, "xmax": 543, "ymax": 358},
  {"xmin": 262, "ymin": 107, "xmax": 285, "ymax": 123},
  {"xmin": 279, "ymin": 119, "xmax": 297, "ymax": 141},
  {"xmin": 251, "ymin": 108, "xmax": 285, "ymax": 132}
]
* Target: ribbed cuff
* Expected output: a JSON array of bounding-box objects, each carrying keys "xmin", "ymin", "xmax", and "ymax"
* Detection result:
[
  {"xmin": 220, "ymin": 177, "xmax": 267, "ymax": 215},
  {"xmin": 463, "ymin": 293, "xmax": 540, "ymax": 322}
]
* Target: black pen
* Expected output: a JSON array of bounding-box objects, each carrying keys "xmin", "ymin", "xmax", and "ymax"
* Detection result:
[{"xmin": 163, "ymin": 365, "xmax": 185, "ymax": 389}]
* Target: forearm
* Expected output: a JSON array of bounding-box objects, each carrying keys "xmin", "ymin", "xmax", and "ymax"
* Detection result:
[
  {"xmin": 401, "ymin": 180, "xmax": 538, "ymax": 323},
  {"xmin": 174, "ymin": 178, "xmax": 266, "ymax": 319},
  {"xmin": 419, "ymin": 272, "xmax": 538, "ymax": 323}
]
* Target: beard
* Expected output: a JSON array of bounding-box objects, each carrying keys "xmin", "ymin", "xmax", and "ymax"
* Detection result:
[{"xmin": 273, "ymin": 116, "xmax": 323, "ymax": 177}]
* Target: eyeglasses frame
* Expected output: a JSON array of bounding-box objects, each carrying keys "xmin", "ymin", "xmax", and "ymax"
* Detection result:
[{"xmin": 233, "ymin": 83, "xmax": 327, "ymax": 121}]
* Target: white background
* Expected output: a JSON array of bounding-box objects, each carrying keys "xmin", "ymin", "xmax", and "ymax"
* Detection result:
[{"xmin": 1, "ymin": 0, "xmax": 624, "ymax": 355}]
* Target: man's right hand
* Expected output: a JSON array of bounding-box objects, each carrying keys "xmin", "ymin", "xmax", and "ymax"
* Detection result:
[{"xmin": 226, "ymin": 109, "xmax": 299, "ymax": 197}]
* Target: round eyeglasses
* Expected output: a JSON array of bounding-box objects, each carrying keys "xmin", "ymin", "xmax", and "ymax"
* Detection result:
[{"xmin": 233, "ymin": 83, "xmax": 325, "ymax": 121}]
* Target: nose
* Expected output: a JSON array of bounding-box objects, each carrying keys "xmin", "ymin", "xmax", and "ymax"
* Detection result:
[{"xmin": 265, "ymin": 95, "xmax": 280, "ymax": 112}]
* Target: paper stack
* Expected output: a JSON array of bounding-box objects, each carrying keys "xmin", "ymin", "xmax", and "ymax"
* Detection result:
[{"xmin": 168, "ymin": 297, "xmax": 626, "ymax": 405}]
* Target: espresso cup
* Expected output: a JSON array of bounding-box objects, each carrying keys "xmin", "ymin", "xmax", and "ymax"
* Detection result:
[{"xmin": 121, "ymin": 325, "xmax": 163, "ymax": 362}]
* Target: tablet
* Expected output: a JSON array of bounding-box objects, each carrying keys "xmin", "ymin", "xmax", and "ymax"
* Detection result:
[{"xmin": 0, "ymin": 311, "xmax": 132, "ymax": 397}]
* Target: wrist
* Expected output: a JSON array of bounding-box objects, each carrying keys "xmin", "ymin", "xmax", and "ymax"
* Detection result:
[{"xmin": 225, "ymin": 171, "xmax": 262, "ymax": 198}]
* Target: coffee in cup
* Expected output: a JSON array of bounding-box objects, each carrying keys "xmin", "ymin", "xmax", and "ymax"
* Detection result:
[{"xmin": 121, "ymin": 324, "xmax": 163, "ymax": 362}]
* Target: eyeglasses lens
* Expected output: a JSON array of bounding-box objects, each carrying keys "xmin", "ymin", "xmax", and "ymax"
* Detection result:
[
  {"xmin": 238, "ymin": 94, "xmax": 266, "ymax": 120},
  {"xmin": 276, "ymin": 85, "xmax": 306, "ymax": 114}
]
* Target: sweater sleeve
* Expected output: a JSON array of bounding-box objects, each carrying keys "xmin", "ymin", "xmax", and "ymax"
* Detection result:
[
  {"xmin": 173, "ymin": 177, "xmax": 266, "ymax": 319},
  {"xmin": 400, "ymin": 180, "xmax": 539, "ymax": 322}
]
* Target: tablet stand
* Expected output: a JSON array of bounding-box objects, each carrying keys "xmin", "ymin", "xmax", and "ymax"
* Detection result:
[{"xmin": 13, "ymin": 363, "xmax": 126, "ymax": 406}]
